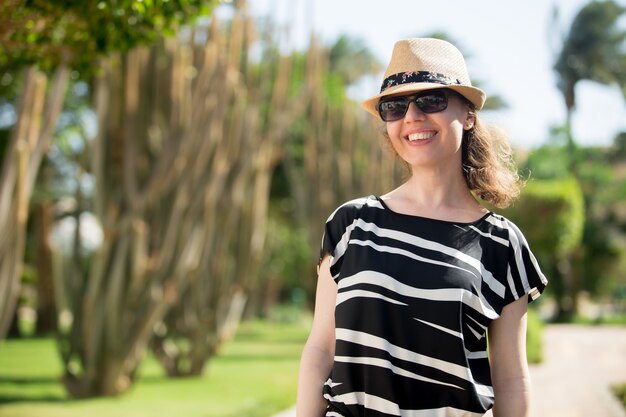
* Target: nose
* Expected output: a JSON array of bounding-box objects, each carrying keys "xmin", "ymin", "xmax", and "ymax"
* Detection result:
[{"xmin": 404, "ymin": 101, "xmax": 426, "ymax": 121}]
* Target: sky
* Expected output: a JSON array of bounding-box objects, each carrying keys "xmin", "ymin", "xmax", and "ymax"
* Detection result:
[{"xmin": 244, "ymin": 0, "xmax": 626, "ymax": 149}]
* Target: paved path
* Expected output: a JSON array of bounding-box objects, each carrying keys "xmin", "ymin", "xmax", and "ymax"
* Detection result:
[
  {"xmin": 274, "ymin": 324, "xmax": 626, "ymax": 417},
  {"xmin": 517, "ymin": 324, "xmax": 626, "ymax": 417}
]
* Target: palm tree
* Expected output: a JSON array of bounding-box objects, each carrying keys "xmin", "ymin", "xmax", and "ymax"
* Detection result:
[
  {"xmin": 553, "ymin": 0, "xmax": 626, "ymax": 172},
  {"xmin": 550, "ymin": 0, "xmax": 626, "ymax": 320}
]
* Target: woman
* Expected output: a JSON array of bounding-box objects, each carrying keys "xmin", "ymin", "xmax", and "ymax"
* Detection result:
[{"xmin": 296, "ymin": 38, "xmax": 548, "ymax": 417}]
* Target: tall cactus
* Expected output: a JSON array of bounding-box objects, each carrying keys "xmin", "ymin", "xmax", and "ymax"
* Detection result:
[
  {"xmin": 51, "ymin": 2, "xmax": 301, "ymax": 391},
  {"xmin": 150, "ymin": 4, "xmax": 304, "ymax": 377}
]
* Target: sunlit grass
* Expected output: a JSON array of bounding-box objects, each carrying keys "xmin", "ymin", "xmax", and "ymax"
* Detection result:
[
  {"xmin": 0, "ymin": 316, "xmax": 310, "ymax": 417},
  {"xmin": 0, "ymin": 305, "xmax": 550, "ymax": 416}
]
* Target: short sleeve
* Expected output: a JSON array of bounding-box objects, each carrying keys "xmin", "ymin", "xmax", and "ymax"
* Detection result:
[
  {"xmin": 318, "ymin": 197, "xmax": 367, "ymax": 275},
  {"xmin": 504, "ymin": 219, "xmax": 548, "ymax": 305}
]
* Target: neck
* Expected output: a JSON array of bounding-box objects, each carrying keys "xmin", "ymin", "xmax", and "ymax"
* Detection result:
[
  {"xmin": 404, "ymin": 166, "xmax": 474, "ymax": 208},
  {"xmin": 381, "ymin": 166, "xmax": 485, "ymax": 222}
]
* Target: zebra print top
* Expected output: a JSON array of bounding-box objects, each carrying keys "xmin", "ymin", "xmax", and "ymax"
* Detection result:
[{"xmin": 319, "ymin": 195, "xmax": 547, "ymax": 417}]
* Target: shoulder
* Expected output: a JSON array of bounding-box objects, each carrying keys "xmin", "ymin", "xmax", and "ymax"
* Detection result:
[
  {"xmin": 325, "ymin": 195, "xmax": 383, "ymax": 223},
  {"xmin": 320, "ymin": 196, "xmax": 383, "ymax": 264},
  {"xmin": 493, "ymin": 213, "xmax": 531, "ymax": 242},
  {"xmin": 481, "ymin": 212, "xmax": 528, "ymax": 243}
]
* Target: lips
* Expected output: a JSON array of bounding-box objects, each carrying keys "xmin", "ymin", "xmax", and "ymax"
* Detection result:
[{"xmin": 406, "ymin": 131, "xmax": 436, "ymax": 142}]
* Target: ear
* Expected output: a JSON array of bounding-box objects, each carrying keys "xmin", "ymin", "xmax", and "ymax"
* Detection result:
[{"xmin": 464, "ymin": 112, "xmax": 476, "ymax": 130}]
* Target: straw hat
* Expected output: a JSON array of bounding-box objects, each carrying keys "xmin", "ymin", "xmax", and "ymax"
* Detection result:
[{"xmin": 362, "ymin": 38, "xmax": 486, "ymax": 118}]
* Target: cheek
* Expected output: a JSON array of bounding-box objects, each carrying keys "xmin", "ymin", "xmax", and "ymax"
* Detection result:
[
  {"xmin": 385, "ymin": 125, "xmax": 405, "ymax": 153},
  {"xmin": 381, "ymin": 131, "xmax": 403, "ymax": 161},
  {"xmin": 385, "ymin": 122, "xmax": 402, "ymax": 139},
  {"xmin": 452, "ymin": 122, "xmax": 466, "ymax": 142},
  {"xmin": 385, "ymin": 123, "xmax": 403, "ymax": 145},
  {"xmin": 444, "ymin": 117, "xmax": 466, "ymax": 144}
]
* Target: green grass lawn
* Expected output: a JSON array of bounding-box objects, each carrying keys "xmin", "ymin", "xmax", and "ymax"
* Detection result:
[
  {"xmin": 0, "ymin": 317, "xmax": 310, "ymax": 417},
  {"xmin": 0, "ymin": 307, "xmax": 549, "ymax": 417}
]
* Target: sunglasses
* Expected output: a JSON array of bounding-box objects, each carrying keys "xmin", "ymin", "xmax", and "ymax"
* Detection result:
[{"xmin": 376, "ymin": 89, "xmax": 452, "ymax": 122}]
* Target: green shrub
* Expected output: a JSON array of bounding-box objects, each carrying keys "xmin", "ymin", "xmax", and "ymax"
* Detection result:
[
  {"xmin": 526, "ymin": 308, "xmax": 544, "ymax": 364},
  {"xmin": 612, "ymin": 383, "xmax": 626, "ymax": 409}
]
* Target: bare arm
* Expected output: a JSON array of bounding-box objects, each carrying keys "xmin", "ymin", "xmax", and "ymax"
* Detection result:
[
  {"xmin": 296, "ymin": 255, "xmax": 337, "ymax": 417},
  {"xmin": 488, "ymin": 296, "xmax": 531, "ymax": 417}
]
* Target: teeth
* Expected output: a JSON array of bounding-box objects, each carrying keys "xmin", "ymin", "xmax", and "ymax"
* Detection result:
[{"xmin": 407, "ymin": 132, "xmax": 436, "ymax": 141}]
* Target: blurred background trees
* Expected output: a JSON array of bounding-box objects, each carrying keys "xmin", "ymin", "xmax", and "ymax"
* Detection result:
[
  {"xmin": 0, "ymin": 0, "xmax": 219, "ymax": 343},
  {"xmin": 539, "ymin": 0, "xmax": 626, "ymax": 319},
  {"xmin": 553, "ymin": 0, "xmax": 626, "ymax": 174},
  {"xmin": 0, "ymin": 0, "xmax": 625, "ymax": 400}
]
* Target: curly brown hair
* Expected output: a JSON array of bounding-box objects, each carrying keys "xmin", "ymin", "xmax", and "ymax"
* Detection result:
[{"xmin": 462, "ymin": 117, "xmax": 522, "ymax": 209}]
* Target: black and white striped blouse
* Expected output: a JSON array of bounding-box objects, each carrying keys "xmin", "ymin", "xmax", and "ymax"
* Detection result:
[{"xmin": 319, "ymin": 195, "xmax": 547, "ymax": 417}]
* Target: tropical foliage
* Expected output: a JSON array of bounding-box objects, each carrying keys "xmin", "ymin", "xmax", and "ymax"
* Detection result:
[
  {"xmin": 522, "ymin": 134, "xmax": 626, "ymax": 319},
  {"xmin": 0, "ymin": 0, "xmax": 625, "ymax": 404},
  {"xmin": 0, "ymin": 0, "xmax": 216, "ymax": 73},
  {"xmin": 552, "ymin": 0, "xmax": 626, "ymax": 171},
  {"xmin": 504, "ymin": 177, "xmax": 585, "ymax": 318}
]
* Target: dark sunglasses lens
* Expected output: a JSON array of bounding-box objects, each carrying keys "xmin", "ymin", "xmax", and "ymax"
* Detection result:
[
  {"xmin": 378, "ymin": 99, "xmax": 409, "ymax": 121},
  {"xmin": 415, "ymin": 92, "xmax": 448, "ymax": 113},
  {"xmin": 377, "ymin": 91, "xmax": 449, "ymax": 121}
]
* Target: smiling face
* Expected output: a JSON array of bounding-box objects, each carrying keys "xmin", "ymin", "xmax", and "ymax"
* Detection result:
[{"xmin": 383, "ymin": 91, "xmax": 475, "ymax": 173}]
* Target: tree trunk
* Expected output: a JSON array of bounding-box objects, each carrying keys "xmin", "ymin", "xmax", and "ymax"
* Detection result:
[
  {"xmin": 0, "ymin": 65, "xmax": 69, "ymax": 341},
  {"xmin": 35, "ymin": 193, "xmax": 56, "ymax": 334}
]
